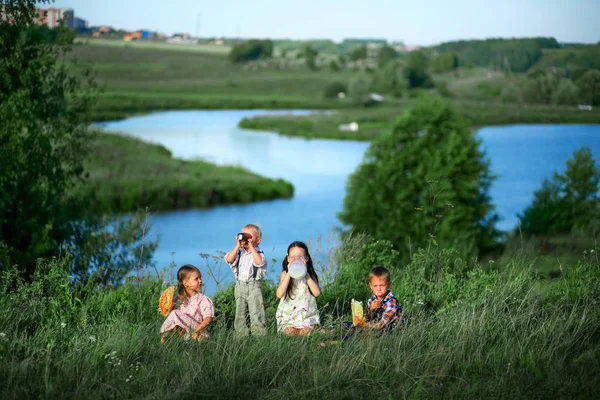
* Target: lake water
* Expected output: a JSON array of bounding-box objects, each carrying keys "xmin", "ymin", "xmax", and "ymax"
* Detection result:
[{"xmin": 100, "ymin": 111, "xmax": 600, "ymax": 294}]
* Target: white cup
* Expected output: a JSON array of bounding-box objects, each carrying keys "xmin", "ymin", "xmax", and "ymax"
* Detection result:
[{"xmin": 288, "ymin": 260, "xmax": 307, "ymax": 279}]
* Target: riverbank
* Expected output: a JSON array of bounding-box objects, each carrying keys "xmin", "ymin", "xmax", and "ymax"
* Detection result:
[
  {"xmin": 239, "ymin": 100, "xmax": 600, "ymax": 141},
  {"xmin": 73, "ymin": 130, "xmax": 294, "ymax": 215}
]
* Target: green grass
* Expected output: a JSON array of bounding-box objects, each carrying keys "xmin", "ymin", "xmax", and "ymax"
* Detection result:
[
  {"xmin": 1, "ymin": 241, "xmax": 598, "ymax": 399},
  {"xmin": 69, "ymin": 42, "xmax": 356, "ymax": 121},
  {"xmin": 72, "ymin": 130, "xmax": 294, "ymax": 214},
  {"xmin": 239, "ymin": 100, "xmax": 600, "ymax": 141}
]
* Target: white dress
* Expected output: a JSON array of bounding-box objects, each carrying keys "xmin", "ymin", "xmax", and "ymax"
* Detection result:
[{"xmin": 276, "ymin": 276, "xmax": 320, "ymax": 332}]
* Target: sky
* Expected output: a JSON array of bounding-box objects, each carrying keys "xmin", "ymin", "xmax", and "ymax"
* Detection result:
[{"xmin": 50, "ymin": 0, "xmax": 599, "ymax": 46}]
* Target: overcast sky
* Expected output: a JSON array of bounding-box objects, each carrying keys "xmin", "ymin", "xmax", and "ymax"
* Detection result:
[{"xmin": 50, "ymin": 0, "xmax": 599, "ymax": 45}]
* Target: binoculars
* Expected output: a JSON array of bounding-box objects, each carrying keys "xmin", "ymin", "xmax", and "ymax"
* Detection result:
[{"xmin": 237, "ymin": 232, "xmax": 252, "ymax": 242}]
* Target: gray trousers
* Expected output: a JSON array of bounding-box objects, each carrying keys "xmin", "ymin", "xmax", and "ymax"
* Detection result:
[{"xmin": 234, "ymin": 280, "xmax": 267, "ymax": 336}]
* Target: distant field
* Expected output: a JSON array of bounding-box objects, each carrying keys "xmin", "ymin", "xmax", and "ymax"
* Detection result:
[
  {"xmin": 74, "ymin": 37, "xmax": 232, "ymax": 54},
  {"xmin": 70, "ymin": 42, "xmax": 356, "ymax": 119}
]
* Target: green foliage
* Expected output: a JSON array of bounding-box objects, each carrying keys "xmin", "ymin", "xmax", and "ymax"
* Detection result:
[
  {"xmin": 435, "ymin": 81, "xmax": 451, "ymax": 97},
  {"xmin": 0, "ymin": 239, "xmax": 599, "ymax": 398},
  {"xmin": 371, "ymin": 60, "xmax": 407, "ymax": 97},
  {"xmin": 552, "ymin": 79, "xmax": 580, "ymax": 105},
  {"xmin": 339, "ymin": 94, "xmax": 501, "ymax": 259},
  {"xmin": 229, "ymin": 39, "xmax": 273, "ymax": 63},
  {"xmin": 319, "ymin": 233, "xmax": 401, "ymax": 316},
  {"xmin": 0, "ymin": 0, "xmax": 96, "ymax": 276},
  {"xmin": 434, "ymin": 37, "xmax": 560, "ymax": 72},
  {"xmin": 432, "ymin": 51, "xmax": 459, "ymax": 73},
  {"xmin": 323, "ymin": 81, "xmax": 346, "ymax": 99},
  {"xmin": 519, "ymin": 146, "xmax": 600, "ymax": 235},
  {"xmin": 576, "ymin": 69, "xmax": 600, "ymax": 105},
  {"xmin": 475, "ymin": 81, "xmax": 502, "ymax": 98},
  {"xmin": 377, "ymin": 45, "xmax": 397, "ymax": 67},
  {"xmin": 304, "ymin": 45, "xmax": 318, "ymax": 70},
  {"xmin": 328, "ymin": 60, "xmax": 340, "ymax": 71},
  {"xmin": 533, "ymin": 45, "xmax": 600, "ymax": 75},
  {"xmin": 347, "ymin": 73, "xmax": 372, "ymax": 106},
  {"xmin": 404, "ymin": 50, "xmax": 433, "ymax": 88},
  {"xmin": 350, "ymin": 45, "xmax": 368, "ymax": 61},
  {"xmin": 522, "ymin": 70, "xmax": 563, "ymax": 104},
  {"xmin": 65, "ymin": 210, "xmax": 158, "ymax": 286},
  {"xmin": 500, "ymin": 81, "xmax": 524, "ymax": 103},
  {"xmin": 273, "ymin": 39, "xmax": 340, "ymax": 54}
]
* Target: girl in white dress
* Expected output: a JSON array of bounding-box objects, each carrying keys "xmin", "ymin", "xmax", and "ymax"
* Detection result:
[{"xmin": 275, "ymin": 241, "xmax": 321, "ymax": 335}]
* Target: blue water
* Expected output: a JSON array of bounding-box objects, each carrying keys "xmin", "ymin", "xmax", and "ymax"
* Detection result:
[{"xmin": 100, "ymin": 111, "xmax": 600, "ymax": 295}]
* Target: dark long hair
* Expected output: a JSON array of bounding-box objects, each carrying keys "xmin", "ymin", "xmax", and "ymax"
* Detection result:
[{"xmin": 282, "ymin": 241, "xmax": 318, "ymax": 299}]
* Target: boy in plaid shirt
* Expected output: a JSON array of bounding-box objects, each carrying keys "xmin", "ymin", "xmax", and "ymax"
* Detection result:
[{"xmin": 353, "ymin": 265, "xmax": 403, "ymax": 330}]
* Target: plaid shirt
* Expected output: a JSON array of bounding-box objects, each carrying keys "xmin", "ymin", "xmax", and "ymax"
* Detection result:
[{"xmin": 366, "ymin": 290, "xmax": 403, "ymax": 329}]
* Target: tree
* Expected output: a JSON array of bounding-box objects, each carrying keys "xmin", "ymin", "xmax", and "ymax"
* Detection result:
[
  {"xmin": 519, "ymin": 147, "xmax": 599, "ymax": 235},
  {"xmin": 0, "ymin": 1, "xmax": 153, "ymax": 284},
  {"xmin": 304, "ymin": 45, "xmax": 318, "ymax": 70},
  {"xmin": 404, "ymin": 50, "xmax": 433, "ymax": 88},
  {"xmin": 377, "ymin": 45, "xmax": 397, "ymax": 68},
  {"xmin": 432, "ymin": 51, "xmax": 458, "ymax": 73},
  {"xmin": 347, "ymin": 73, "xmax": 372, "ymax": 106},
  {"xmin": 552, "ymin": 79, "xmax": 580, "ymax": 105},
  {"xmin": 522, "ymin": 70, "xmax": 562, "ymax": 104},
  {"xmin": 371, "ymin": 60, "xmax": 407, "ymax": 97},
  {"xmin": 350, "ymin": 45, "xmax": 368, "ymax": 61},
  {"xmin": 229, "ymin": 39, "xmax": 273, "ymax": 63},
  {"xmin": 0, "ymin": 0, "xmax": 96, "ymax": 275},
  {"xmin": 339, "ymin": 95, "xmax": 501, "ymax": 258},
  {"xmin": 576, "ymin": 69, "xmax": 600, "ymax": 105}
]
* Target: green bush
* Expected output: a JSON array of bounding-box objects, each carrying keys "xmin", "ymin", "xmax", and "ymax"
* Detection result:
[{"xmin": 323, "ymin": 81, "xmax": 346, "ymax": 99}]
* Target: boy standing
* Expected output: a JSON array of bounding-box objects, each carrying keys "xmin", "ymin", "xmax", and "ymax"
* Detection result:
[
  {"xmin": 353, "ymin": 265, "xmax": 403, "ymax": 331},
  {"xmin": 224, "ymin": 223, "xmax": 267, "ymax": 336}
]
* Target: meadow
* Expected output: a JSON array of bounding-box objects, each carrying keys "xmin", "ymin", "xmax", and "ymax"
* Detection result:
[{"xmin": 1, "ymin": 236, "xmax": 598, "ymax": 399}]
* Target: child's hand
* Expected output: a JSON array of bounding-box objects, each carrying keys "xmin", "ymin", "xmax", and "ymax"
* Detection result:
[
  {"xmin": 246, "ymin": 238, "xmax": 255, "ymax": 251},
  {"xmin": 353, "ymin": 315, "xmax": 367, "ymax": 327},
  {"xmin": 369, "ymin": 299, "xmax": 382, "ymax": 310}
]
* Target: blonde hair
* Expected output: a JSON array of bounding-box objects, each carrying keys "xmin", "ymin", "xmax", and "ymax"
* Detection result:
[
  {"xmin": 369, "ymin": 265, "xmax": 391, "ymax": 283},
  {"xmin": 176, "ymin": 264, "xmax": 201, "ymax": 301},
  {"xmin": 244, "ymin": 223, "xmax": 262, "ymax": 239}
]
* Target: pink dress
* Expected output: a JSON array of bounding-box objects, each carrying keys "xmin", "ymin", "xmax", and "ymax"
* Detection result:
[{"xmin": 160, "ymin": 292, "xmax": 214, "ymax": 338}]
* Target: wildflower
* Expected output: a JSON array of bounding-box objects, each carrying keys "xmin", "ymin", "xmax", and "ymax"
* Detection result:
[
  {"xmin": 88, "ymin": 336, "xmax": 97, "ymax": 342},
  {"xmin": 0, "ymin": 332, "xmax": 7, "ymax": 340},
  {"xmin": 417, "ymin": 300, "xmax": 424, "ymax": 305},
  {"xmin": 125, "ymin": 374, "xmax": 132, "ymax": 383},
  {"xmin": 60, "ymin": 322, "xmax": 66, "ymax": 329}
]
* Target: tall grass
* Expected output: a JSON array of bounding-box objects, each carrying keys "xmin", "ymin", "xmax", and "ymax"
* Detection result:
[{"xmin": 1, "ymin": 237, "xmax": 598, "ymax": 399}]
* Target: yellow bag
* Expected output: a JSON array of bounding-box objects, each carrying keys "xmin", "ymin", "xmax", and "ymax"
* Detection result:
[
  {"xmin": 351, "ymin": 299, "xmax": 364, "ymax": 325},
  {"xmin": 158, "ymin": 286, "xmax": 177, "ymax": 316}
]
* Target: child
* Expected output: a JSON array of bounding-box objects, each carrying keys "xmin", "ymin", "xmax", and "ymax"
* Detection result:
[
  {"xmin": 224, "ymin": 224, "xmax": 267, "ymax": 337},
  {"xmin": 352, "ymin": 265, "xmax": 403, "ymax": 332},
  {"xmin": 275, "ymin": 241, "xmax": 321, "ymax": 335},
  {"xmin": 160, "ymin": 264, "xmax": 214, "ymax": 342}
]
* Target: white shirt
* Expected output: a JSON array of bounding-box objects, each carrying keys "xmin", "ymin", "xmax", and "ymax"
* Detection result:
[{"xmin": 225, "ymin": 246, "xmax": 267, "ymax": 281}]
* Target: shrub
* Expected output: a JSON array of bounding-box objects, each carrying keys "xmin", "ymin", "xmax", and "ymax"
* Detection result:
[{"xmin": 323, "ymin": 81, "xmax": 346, "ymax": 99}]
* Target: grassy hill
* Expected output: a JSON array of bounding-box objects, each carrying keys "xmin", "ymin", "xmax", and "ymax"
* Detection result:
[{"xmin": 71, "ymin": 41, "xmax": 356, "ymax": 121}]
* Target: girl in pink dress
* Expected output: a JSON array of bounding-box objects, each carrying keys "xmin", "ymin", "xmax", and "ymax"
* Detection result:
[{"xmin": 160, "ymin": 264, "xmax": 214, "ymax": 342}]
